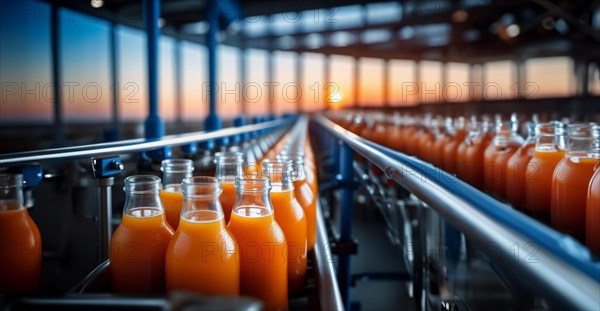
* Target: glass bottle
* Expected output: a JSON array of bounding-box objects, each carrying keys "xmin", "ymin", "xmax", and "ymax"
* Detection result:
[
  {"xmin": 551, "ymin": 123, "xmax": 600, "ymax": 242},
  {"xmin": 483, "ymin": 118, "xmax": 524, "ymax": 198},
  {"xmin": 160, "ymin": 159, "xmax": 194, "ymax": 230},
  {"xmin": 506, "ymin": 121, "xmax": 537, "ymax": 209},
  {"xmin": 443, "ymin": 116, "xmax": 467, "ymax": 174},
  {"xmin": 0, "ymin": 174, "xmax": 42, "ymax": 293},
  {"xmin": 166, "ymin": 176, "xmax": 239, "ymax": 295},
  {"xmin": 524, "ymin": 122, "xmax": 566, "ymax": 222},
  {"xmin": 457, "ymin": 117, "xmax": 494, "ymax": 188},
  {"xmin": 227, "ymin": 175, "xmax": 288, "ymax": 311},
  {"xmin": 110, "ymin": 175, "xmax": 174, "ymax": 294},
  {"xmin": 262, "ymin": 160, "xmax": 307, "ymax": 295},
  {"xmin": 586, "ymin": 155, "xmax": 600, "ymax": 255},
  {"xmin": 214, "ymin": 151, "xmax": 244, "ymax": 223},
  {"xmin": 280, "ymin": 153, "xmax": 316, "ymax": 252},
  {"xmin": 431, "ymin": 117, "xmax": 453, "ymax": 168}
]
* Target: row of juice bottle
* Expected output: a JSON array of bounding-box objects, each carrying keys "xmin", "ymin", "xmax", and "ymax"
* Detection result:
[
  {"xmin": 331, "ymin": 112, "xmax": 600, "ymax": 255},
  {"xmin": 109, "ymin": 124, "xmax": 318, "ymax": 311}
]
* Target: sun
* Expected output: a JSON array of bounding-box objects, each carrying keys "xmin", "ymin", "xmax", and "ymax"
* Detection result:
[{"xmin": 328, "ymin": 92, "xmax": 344, "ymax": 109}]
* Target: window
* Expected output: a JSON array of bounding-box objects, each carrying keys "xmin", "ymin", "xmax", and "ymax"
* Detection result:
[
  {"xmin": 273, "ymin": 51, "xmax": 297, "ymax": 115},
  {"xmin": 525, "ymin": 57, "xmax": 574, "ymax": 98},
  {"xmin": 359, "ymin": 57, "xmax": 384, "ymax": 106},
  {"xmin": 245, "ymin": 49, "xmax": 269, "ymax": 116},
  {"xmin": 328, "ymin": 55, "xmax": 354, "ymax": 109},
  {"xmin": 0, "ymin": 0, "xmax": 52, "ymax": 124},
  {"xmin": 218, "ymin": 45, "xmax": 241, "ymax": 119},
  {"xmin": 483, "ymin": 60, "xmax": 514, "ymax": 100},
  {"xmin": 390, "ymin": 60, "xmax": 417, "ymax": 106},
  {"xmin": 181, "ymin": 41, "xmax": 207, "ymax": 121},
  {"xmin": 302, "ymin": 52, "xmax": 325, "ymax": 112}
]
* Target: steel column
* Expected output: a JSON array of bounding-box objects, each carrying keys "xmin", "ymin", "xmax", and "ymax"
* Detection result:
[
  {"xmin": 109, "ymin": 21, "xmax": 120, "ymax": 140},
  {"xmin": 51, "ymin": 4, "xmax": 64, "ymax": 147}
]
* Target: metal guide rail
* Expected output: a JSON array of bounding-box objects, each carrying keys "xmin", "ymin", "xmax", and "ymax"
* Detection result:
[
  {"xmin": 311, "ymin": 114, "xmax": 600, "ymax": 311},
  {"xmin": 0, "ymin": 116, "xmax": 343, "ymax": 311},
  {"xmin": 0, "ymin": 119, "xmax": 290, "ymax": 165}
]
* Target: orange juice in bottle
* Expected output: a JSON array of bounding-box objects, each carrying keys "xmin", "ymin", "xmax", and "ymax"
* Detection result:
[
  {"xmin": 443, "ymin": 117, "xmax": 467, "ymax": 174},
  {"xmin": 430, "ymin": 117, "xmax": 452, "ymax": 167},
  {"xmin": 160, "ymin": 159, "xmax": 194, "ymax": 230},
  {"xmin": 110, "ymin": 175, "xmax": 174, "ymax": 294},
  {"xmin": 506, "ymin": 121, "xmax": 536, "ymax": 209},
  {"xmin": 416, "ymin": 115, "xmax": 434, "ymax": 160},
  {"xmin": 280, "ymin": 153, "xmax": 316, "ymax": 252},
  {"xmin": 458, "ymin": 118, "xmax": 494, "ymax": 189},
  {"xmin": 483, "ymin": 118, "xmax": 523, "ymax": 198},
  {"xmin": 586, "ymin": 164, "xmax": 600, "ymax": 254},
  {"xmin": 228, "ymin": 175, "xmax": 287, "ymax": 311},
  {"xmin": 524, "ymin": 122, "xmax": 566, "ymax": 221},
  {"xmin": 0, "ymin": 174, "xmax": 42, "ymax": 294},
  {"xmin": 263, "ymin": 160, "xmax": 307, "ymax": 294},
  {"xmin": 384, "ymin": 112, "xmax": 403, "ymax": 151},
  {"xmin": 214, "ymin": 151, "xmax": 244, "ymax": 223},
  {"xmin": 166, "ymin": 176, "xmax": 239, "ymax": 295},
  {"xmin": 552, "ymin": 124, "xmax": 599, "ymax": 242}
]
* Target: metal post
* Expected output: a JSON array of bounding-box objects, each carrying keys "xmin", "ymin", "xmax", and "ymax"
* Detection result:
[
  {"xmin": 174, "ymin": 36, "xmax": 183, "ymax": 133},
  {"xmin": 109, "ymin": 21, "xmax": 120, "ymax": 140},
  {"xmin": 441, "ymin": 62, "xmax": 447, "ymax": 102},
  {"xmin": 383, "ymin": 59, "xmax": 390, "ymax": 107},
  {"xmin": 97, "ymin": 177, "xmax": 113, "ymax": 262},
  {"xmin": 240, "ymin": 48, "xmax": 247, "ymax": 116},
  {"xmin": 580, "ymin": 60, "xmax": 589, "ymax": 96},
  {"xmin": 267, "ymin": 51, "xmax": 275, "ymax": 116},
  {"xmin": 338, "ymin": 140, "xmax": 355, "ymax": 311},
  {"xmin": 143, "ymin": 0, "xmax": 164, "ymax": 139},
  {"xmin": 354, "ymin": 57, "xmax": 360, "ymax": 108},
  {"xmin": 324, "ymin": 54, "xmax": 330, "ymax": 110},
  {"xmin": 51, "ymin": 4, "xmax": 64, "ymax": 147},
  {"xmin": 296, "ymin": 52, "xmax": 303, "ymax": 113},
  {"xmin": 480, "ymin": 63, "xmax": 486, "ymax": 100},
  {"xmin": 203, "ymin": 0, "xmax": 222, "ymax": 149},
  {"xmin": 415, "ymin": 60, "xmax": 421, "ymax": 104},
  {"xmin": 92, "ymin": 156, "xmax": 123, "ymax": 263}
]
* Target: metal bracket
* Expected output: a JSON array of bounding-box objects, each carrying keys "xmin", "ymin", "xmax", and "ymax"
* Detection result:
[{"xmin": 91, "ymin": 156, "xmax": 124, "ymax": 178}]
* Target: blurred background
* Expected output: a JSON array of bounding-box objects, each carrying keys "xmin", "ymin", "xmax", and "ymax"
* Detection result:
[{"xmin": 1, "ymin": 0, "xmax": 599, "ymax": 154}]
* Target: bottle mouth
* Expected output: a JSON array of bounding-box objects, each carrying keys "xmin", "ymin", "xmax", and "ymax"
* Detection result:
[
  {"xmin": 0, "ymin": 174, "xmax": 23, "ymax": 189},
  {"xmin": 235, "ymin": 174, "xmax": 271, "ymax": 192},
  {"xmin": 214, "ymin": 151, "xmax": 244, "ymax": 164},
  {"xmin": 567, "ymin": 122, "xmax": 597, "ymax": 137},
  {"xmin": 124, "ymin": 175, "xmax": 162, "ymax": 193},
  {"xmin": 536, "ymin": 121, "xmax": 565, "ymax": 136},
  {"xmin": 181, "ymin": 176, "xmax": 222, "ymax": 197},
  {"xmin": 161, "ymin": 159, "xmax": 194, "ymax": 173},
  {"xmin": 262, "ymin": 160, "xmax": 294, "ymax": 184}
]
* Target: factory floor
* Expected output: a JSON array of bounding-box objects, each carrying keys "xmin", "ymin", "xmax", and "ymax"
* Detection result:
[{"xmin": 331, "ymin": 193, "xmax": 413, "ymax": 311}]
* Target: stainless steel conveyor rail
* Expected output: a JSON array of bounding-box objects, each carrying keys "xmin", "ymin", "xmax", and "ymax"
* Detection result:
[
  {"xmin": 312, "ymin": 114, "xmax": 600, "ymax": 311},
  {"xmin": 0, "ymin": 119, "xmax": 288, "ymax": 165}
]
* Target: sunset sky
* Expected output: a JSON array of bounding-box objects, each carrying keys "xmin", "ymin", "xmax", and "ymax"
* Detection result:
[{"xmin": 0, "ymin": 0, "xmax": 585, "ymax": 125}]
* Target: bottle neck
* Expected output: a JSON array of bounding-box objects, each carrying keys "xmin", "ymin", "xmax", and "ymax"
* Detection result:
[
  {"xmin": 536, "ymin": 133, "xmax": 565, "ymax": 152},
  {"xmin": 0, "ymin": 187, "xmax": 24, "ymax": 209},
  {"xmin": 566, "ymin": 135, "xmax": 598, "ymax": 158},
  {"xmin": 124, "ymin": 191, "xmax": 164, "ymax": 216},
  {"xmin": 162, "ymin": 169, "xmax": 193, "ymax": 188},
  {"xmin": 215, "ymin": 162, "xmax": 243, "ymax": 184},
  {"xmin": 234, "ymin": 190, "xmax": 272, "ymax": 210}
]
